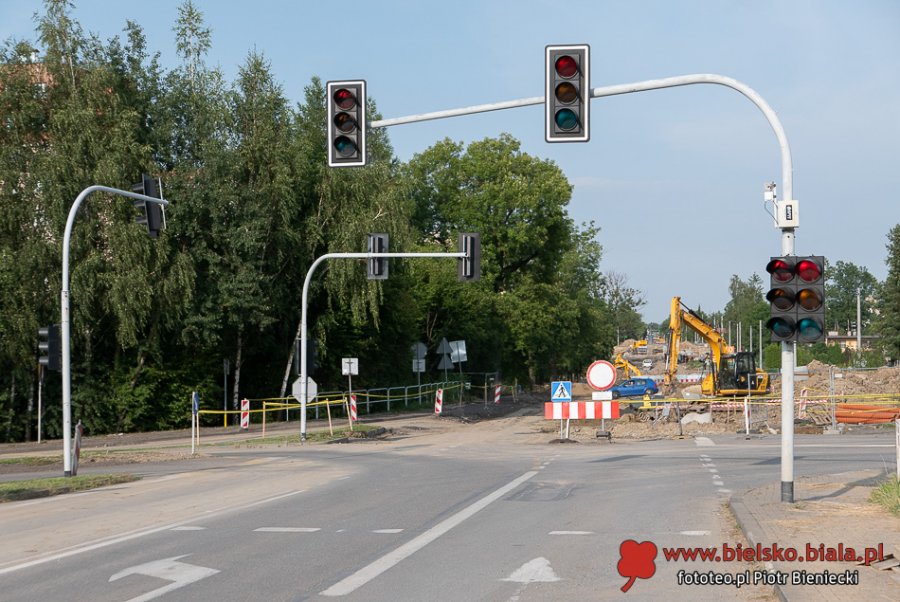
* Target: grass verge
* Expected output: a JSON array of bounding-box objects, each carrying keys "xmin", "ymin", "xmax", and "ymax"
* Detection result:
[
  {"xmin": 0, "ymin": 474, "xmax": 140, "ymax": 503},
  {"xmin": 869, "ymin": 476, "xmax": 900, "ymax": 516}
]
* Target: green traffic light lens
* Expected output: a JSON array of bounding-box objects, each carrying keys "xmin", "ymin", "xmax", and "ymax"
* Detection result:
[
  {"xmin": 554, "ymin": 109, "xmax": 578, "ymax": 131},
  {"xmin": 334, "ymin": 112, "xmax": 356, "ymax": 133},
  {"xmin": 797, "ymin": 318, "xmax": 823, "ymax": 341},
  {"xmin": 766, "ymin": 317, "xmax": 795, "ymax": 339},
  {"xmin": 555, "ymin": 82, "xmax": 578, "ymax": 104},
  {"xmin": 334, "ymin": 136, "xmax": 358, "ymax": 157}
]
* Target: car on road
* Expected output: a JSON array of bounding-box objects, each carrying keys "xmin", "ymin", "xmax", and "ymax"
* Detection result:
[{"xmin": 609, "ymin": 377, "xmax": 658, "ymax": 399}]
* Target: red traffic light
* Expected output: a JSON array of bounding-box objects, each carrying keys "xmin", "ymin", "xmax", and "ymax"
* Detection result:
[
  {"xmin": 545, "ymin": 45, "xmax": 589, "ymax": 143},
  {"xmin": 766, "ymin": 258, "xmax": 794, "ymax": 282},
  {"xmin": 327, "ymin": 80, "xmax": 366, "ymax": 167},
  {"xmin": 796, "ymin": 258, "xmax": 823, "ymax": 282},
  {"xmin": 333, "ymin": 88, "xmax": 357, "ymax": 110},
  {"xmin": 554, "ymin": 55, "xmax": 578, "ymax": 78}
]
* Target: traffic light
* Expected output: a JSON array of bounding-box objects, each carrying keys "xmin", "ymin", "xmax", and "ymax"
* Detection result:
[
  {"xmin": 367, "ymin": 233, "xmax": 389, "ymax": 280},
  {"xmin": 765, "ymin": 256, "xmax": 825, "ymax": 343},
  {"xmin": 131, "ymin": 174, "xmax": 165, "ymax": 238},
  {"xmin": 327, "ymin": 80, "xmax": 367, "ymax": 167},
  {"xmin": 38, "ymin": 324, "xmax": 61, "ymax": 372},
  {"xmin": 545, "ymin": 44, "xmax": 590, "ymax": 142},
  {"xmin": 457, "ymin": 232, "xmax": 481, "ymax": 281}
]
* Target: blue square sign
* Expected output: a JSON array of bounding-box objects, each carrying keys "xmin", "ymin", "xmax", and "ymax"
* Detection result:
[{"xmin": 550, "ymin": 381, "xmax": 572, "ymax": 402}]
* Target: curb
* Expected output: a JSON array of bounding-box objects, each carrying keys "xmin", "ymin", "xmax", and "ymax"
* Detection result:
[{"xmin": 728, "ymin": 493, "xmax": 788, "ymax": 602}]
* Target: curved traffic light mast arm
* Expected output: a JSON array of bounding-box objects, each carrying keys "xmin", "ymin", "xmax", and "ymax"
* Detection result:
[
  {"xmin": 373, "ymin": 72, "xmax": 799, "ymax": 502},
  {"xmin": 60, "ymin": 185, "xmax": 169, "ymax": 476},
  {"xmin": 371, "ymin": 72, "xmax": 793, "ymax": 204},
  {"xmin": 298, "ymin": 250, "xmax": 466, "ymax": 440}
]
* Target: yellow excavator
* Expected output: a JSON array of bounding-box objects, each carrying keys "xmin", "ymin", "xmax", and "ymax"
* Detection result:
[
  {"xmin": 613, "ymin": 353, "xmax": 642, "ymax": 379},
  {"xmin": 664, "ymin": 297, "xmax": 769, "ymax": 397}
]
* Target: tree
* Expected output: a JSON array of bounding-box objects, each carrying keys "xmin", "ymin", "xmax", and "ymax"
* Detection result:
[
  {"xmin": 601, "ymin": 271, "xmax": 645, "ymax": 343},
  {"xmin": 722, "ymin": 274, "xmax": 768, "ymax": 350},
  {"xmin": 875, "ymin": 225, "xmax": 900, "ymax": 361},
  {"xmin": 825, "ymin": 260, "xmax": 878, "ymax": 334}
]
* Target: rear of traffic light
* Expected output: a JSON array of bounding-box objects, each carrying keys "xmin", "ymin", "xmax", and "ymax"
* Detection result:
[
  {"xmin": 367, "ymin": 233, "xmax": 388, "ymax": 280},
  {"xmin": 38, "ymin": 324, "xmax": 61, "ymax": 372},
  {"xmin": 457, "ymin": 233, "xmax": 481, "ymax": 282},
  {"xmin": 327, "ymin": 80, "xmax": 367, "ymax": 167},
  {"xmin": 131, "ymin": 174, "xmax": 165, "ymax": 238},
  {"xmin": 545, "ymin": 44, "xmax": 590, "ymax": 142},
  {"xmin": 765, "ymin": 256, "xmax": 825, "ymax": 343}
]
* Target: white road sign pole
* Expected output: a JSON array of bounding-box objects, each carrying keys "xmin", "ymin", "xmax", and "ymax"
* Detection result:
[{"xmin": 299, "ymin": 251, "xmax": 466, "ymax": 440}]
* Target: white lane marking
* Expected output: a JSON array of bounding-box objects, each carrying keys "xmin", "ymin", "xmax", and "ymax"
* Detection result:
[
  {"xmin": 718, "ymin": 489, "xmax": 732, "ymax": 494},
  {"xmin": 502, "ymin": 557, "xmax": 560, "ymax": 583},
  {"xmin": 679, "ymin": 531, "xmax": 710, "ymax": 536},
  {"xmin": 694, "ymin": 437, "xmax": 715, "ymax": 447},
  {"xmin": 699, "ymin": 455, "xmax": 711, "ymax": 460},
  {"xmin": 0, "ymin": 489, "xmax": 305, "ymax": 576},
  {"xmin": 708, "ymin": 468, "xmax": 718, "ymax": 473},
  {"xmin": 109, "ymin": 555, "xmax": 219, "ymax": 602},
  {"xmin": 713, "ymin": 480, "xmax": 724, "ymax": 486},
  {"xmin": 548, "ymin": 531, "xmax": 593, "ymax": 535},
  {"xmin": 170, "ymin": 526, "xmax": 205, "ymax": 531},
  {"xmin": 320, "ymin": 470, "xmax": 539, "ymax": 597},
  {"xmin": 254, "ymin": 527, "xmax": 320, "ymax": 533},
  {"xmin": 372, "ymin": 529, "xmax": 404, "ymax": 534}
]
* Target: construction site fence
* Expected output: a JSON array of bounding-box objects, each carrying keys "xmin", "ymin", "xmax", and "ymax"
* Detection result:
[{"xmin": 195, "ymin": 381, "xmax": 519, "ymax": 425}]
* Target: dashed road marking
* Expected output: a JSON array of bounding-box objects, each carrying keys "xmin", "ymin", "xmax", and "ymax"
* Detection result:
[
  {"xmin": 372, "ymin": 529, "xmax": 404, "ymax": 534},
  {"xmin": 548, "ymin": 531, "xmax": 593, "ymax": 535},
  {"xmin": 254, "ymin": 527, "xmax": 321, "ymax": 533}
]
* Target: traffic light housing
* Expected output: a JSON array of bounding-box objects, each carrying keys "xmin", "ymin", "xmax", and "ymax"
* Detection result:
[
  {"xmin": 367, "ymin": 233, "xmax": 389, "ymax": 280},
  {"xmin": 458, "ymin": 233, "xmax": 481, "ymax": 281},
  {"xmin": 131, "ymin": 174, "xmax": 165, "ymax": 238},
  {"xmin": 327, "ymin": 80, "xmax": 367, "ymax": 167},
  {"xmin": 545, "ymin": 44, "xmax": 590, "ymax": 142},
  {"xmin": 765, "ymin": 256, "xmax": 825, "ymax": 343},
  {"xmin": 38, "ymin": 324, "xmax": 61, "ymax": 372}
]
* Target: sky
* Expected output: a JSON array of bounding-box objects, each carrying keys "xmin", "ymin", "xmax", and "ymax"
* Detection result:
[{"xmin": 2, "ymin": 0, "xmax": 899, "ymax": 323}]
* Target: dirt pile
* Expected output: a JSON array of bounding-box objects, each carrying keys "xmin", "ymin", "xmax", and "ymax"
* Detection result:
[{"xmin": 789, "ymin": 361, "xmax": 900, "ymax": 396}]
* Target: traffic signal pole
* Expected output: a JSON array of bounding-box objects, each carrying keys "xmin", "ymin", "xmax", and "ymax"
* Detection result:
[
  {"xmin": 298, "ymin": 250, "xmax": 466, "ymax": 440},
  {"xmin": 60, "ymin": 185, "xmax": 169, "ymax": 476},
  {"xmin": 371, "ymin": 72, "xmax": 798, "ymax": 501}
]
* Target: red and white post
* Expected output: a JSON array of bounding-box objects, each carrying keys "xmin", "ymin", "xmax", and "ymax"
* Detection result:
[
  {"xmin": 494, "ymin": 384, "xmax": 502, "ymax": 404},
  {"xmin": 435, "ymin": 388, "xmax": 443, "ymax": 415},
  {"xmin": 240, "ymin": 398, "xmax": 250, "ymax": 429}
]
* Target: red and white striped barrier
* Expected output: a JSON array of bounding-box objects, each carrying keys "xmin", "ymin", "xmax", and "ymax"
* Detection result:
[
  {"xmin": 240, "ymin": 398, "xmax": 250, "ymax": 429},
  {"xmin": 544, "ymin": 401, "xmax": 620, "ymax": 420},
  {"xmin": 494, "ymin": 384, "xmax": 502, "ymax": 404},
  {"xmin": 350, "ymin": 394, "xmax": 358, "ymax": 422},
  {"xmin": 544, "ymin": 401, "xmax": 619, "ymax": 420},
  {"xmin": 435, "ymin": 388, "xmax": 443, "ymax": 415}
]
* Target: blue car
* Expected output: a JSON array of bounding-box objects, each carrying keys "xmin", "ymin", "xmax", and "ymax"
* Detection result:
[{"xmin": 609, "ymin": 377, "xmax": 658, "ymax": 399}]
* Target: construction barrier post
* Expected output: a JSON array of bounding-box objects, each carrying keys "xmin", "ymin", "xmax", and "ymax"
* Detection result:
[{"xmin": 896, "ymin": 418, "xmax": 899, "ymax": 480}]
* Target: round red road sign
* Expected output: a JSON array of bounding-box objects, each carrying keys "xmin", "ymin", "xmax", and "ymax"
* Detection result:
[{"xmin": 586, "ymin": 360, "xmax": 616, "ymax": 391}]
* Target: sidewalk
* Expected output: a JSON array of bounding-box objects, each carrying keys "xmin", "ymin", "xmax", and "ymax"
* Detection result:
[{"xmin": 729, "ymin": 469, "xmax": 900, "ymax": 601}]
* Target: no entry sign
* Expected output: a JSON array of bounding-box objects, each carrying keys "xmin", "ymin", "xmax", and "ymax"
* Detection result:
[{"xmin": 586, "ymin": 360, "xmax": 616, "ymax": 391}]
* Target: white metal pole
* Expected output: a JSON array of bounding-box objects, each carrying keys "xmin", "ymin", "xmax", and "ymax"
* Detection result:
[
  {"xmin": 61, "ymin": 185, "xmax": 169, "ymax": 476},
  {"xmin": 299, "ymin": 251, "xmax": 466, "ymax": 440}
]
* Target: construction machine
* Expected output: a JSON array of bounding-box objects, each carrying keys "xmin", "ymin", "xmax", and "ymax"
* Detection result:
[
  {"xmin": 613, "ymin": 353, "xmax": 642, "ymax": 379},
  {"xmin": 664, "ymin": 297, "xmax": 769, "ymax": 397}
]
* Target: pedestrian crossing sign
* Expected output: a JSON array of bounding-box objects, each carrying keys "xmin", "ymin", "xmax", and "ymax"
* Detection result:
[{"xmin": 550, "ymin": 381, "xmax": 572, "ymax": 402}]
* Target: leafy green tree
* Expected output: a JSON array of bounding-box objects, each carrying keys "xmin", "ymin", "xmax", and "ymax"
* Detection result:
[
  {"xmin": 722, "ymin": 273, "xmax": 768, "ymax": 350},
  {"xmin": 602, "ymin": 271, "xmax": 645, "ymax": 343},
  {"xmin": 875, "ymin": 225, "xmax": 900, "ymax": 361},
  {"xmin": 825, "ymin": 260, "xmax": 878, "ymax": 334}
]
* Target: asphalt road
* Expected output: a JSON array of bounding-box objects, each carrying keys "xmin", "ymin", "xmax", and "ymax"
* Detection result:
[{"xmin": 1, "ymin": 416, "xmax": 894, "ymax": 601}]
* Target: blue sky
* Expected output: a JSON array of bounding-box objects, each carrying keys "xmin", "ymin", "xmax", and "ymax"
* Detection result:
[{"xmin": 2, "ymin": 0, "xmax": 899, "ymax": 324}]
